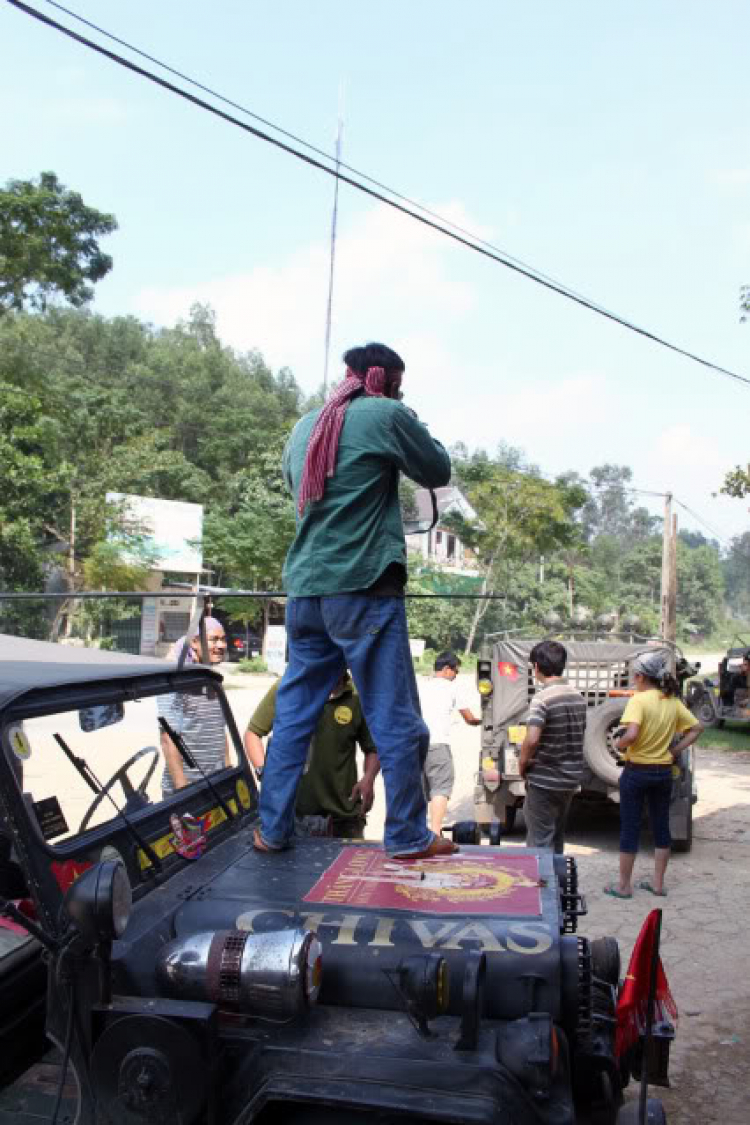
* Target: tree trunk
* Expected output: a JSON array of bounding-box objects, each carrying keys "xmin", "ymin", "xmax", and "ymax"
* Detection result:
[
  {"xmin": 63, "ymin": 495, "xmax": 77, "ymax": 639},
  {"xmin": 464, "ymin": 553, "xmax": 496, "ymax": 656},
  {"xmin": 260, "ymin": 599, "xmax": 271, "ymax": 658}
]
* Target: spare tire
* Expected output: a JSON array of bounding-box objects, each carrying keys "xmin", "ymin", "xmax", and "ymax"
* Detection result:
[{"xmin": 584, "ymin": 699, "xmax": 627, "ymax": 787}]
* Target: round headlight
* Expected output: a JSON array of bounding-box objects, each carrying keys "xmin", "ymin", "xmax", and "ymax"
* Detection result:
[{"xmin": 66, "ymin": 859, "xmax": 132, "ymax": 945}]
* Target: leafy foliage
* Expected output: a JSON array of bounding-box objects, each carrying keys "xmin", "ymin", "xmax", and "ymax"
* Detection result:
[
  {"xmin": 720, "ymin": 463, "xmax": 750, "ymax": 499},
  {"xmin": 0, "ymin": 172, "xmax": 116, "ymax": 314},
  {"xmin": 0, "ymin": 289, "xmax": 732, "ymax": 651}
]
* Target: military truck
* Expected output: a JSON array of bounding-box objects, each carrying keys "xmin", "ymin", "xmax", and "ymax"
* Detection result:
[
  {"xmin": 474, "ymin": 635, "xmax": 698, "ymax": 852},
  {"xmin": 0, "ymin": 633, "xmax": 668, "ymax": 1123}
]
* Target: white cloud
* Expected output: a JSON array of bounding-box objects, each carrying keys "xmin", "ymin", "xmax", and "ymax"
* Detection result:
[
  {"xmin": 135, "ymin": 199, "xmax": 483, "ymax": 387},
  {"xmin": 47, "ymin": 96, "xmax": 130, "ymax": 126},
  {"xmin": 710, "ymin": 169, "xmax": 750, "ymax": 190},
  {"xmin": 640, "ymin": 424, "xmax": 745, "ymax": 542}
]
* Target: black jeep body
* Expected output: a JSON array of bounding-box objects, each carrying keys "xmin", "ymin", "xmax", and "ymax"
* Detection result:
[{"xmin": 0, "ymin": 635, "xmax": 657, "ymax": 1124}]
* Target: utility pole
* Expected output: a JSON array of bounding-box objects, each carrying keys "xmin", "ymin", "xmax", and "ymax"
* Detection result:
[{"xmin": 659, "ymin": 493, "xmax": 678, "ymax": 669}]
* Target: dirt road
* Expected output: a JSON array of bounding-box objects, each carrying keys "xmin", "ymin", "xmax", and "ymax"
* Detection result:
[{"xmin": 364, "ymin": 673, "xmax": 750, "ymax": 1125}]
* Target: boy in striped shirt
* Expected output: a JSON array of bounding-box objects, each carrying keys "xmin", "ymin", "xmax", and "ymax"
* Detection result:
[{"xmin": 518, "ymin": 640, "xmax": 587, "ymax": 854}]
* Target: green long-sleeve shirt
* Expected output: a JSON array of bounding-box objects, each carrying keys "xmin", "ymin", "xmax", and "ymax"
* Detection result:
[{"xmin": 282, "ymin": 396, "xmax": 451, "ymax": 596}]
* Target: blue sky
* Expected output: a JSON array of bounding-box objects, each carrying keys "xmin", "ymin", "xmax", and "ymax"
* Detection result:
[{"xmin": 3, "ymin": 0, "xmax": 749, "ymax": 542}]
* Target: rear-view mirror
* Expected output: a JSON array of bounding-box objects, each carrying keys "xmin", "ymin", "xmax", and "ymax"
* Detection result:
[{"xmin": 79, "ymin": 703, "xmax": 125, "ymax": 733}]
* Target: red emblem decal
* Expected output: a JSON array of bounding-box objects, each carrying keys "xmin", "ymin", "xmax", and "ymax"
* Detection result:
[{"xmin": 304, "ymin": 848, "xmax": 543, "ymax": 916}]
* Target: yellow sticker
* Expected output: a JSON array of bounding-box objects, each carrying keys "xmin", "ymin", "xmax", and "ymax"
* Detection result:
[
  {"xmin": 482, "ymin": 756, "xmax": 495, "ymax": 770},
  {"xmin": 334, "ymin": 705, "xmax": 353, "ymax": 726},
  {"xmin": 9, "ymin": 724, "xmax": 31, "ymax": 761},
  {"xmin": 236, "ymin": 778, "xmax": 251, "ymax": 809},
  {"xmin": 508, "ymin": 725, "xmax": 527, "ymax": 745}
]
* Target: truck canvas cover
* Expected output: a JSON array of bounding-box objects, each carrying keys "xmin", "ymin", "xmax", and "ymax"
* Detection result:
[{"xmin": 488, "ymin": 638, "xmax": 667, "ymax": 728}]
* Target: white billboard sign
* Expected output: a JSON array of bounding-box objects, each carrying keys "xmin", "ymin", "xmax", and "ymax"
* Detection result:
[
  {"xmin": 106, "ymin": 493, "xmax": 204, "ymax": 573},
  {"xmin": 265, "ymin": 625, "xmax": 287, "ymax": 676}
]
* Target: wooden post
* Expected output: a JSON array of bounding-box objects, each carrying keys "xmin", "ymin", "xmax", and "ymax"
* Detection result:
[
  {"xmin": 659, "ymin": 493, "xmax": 672, "ymax": 645},
  {"xmin": 669, "ymin": 512, "xmax": 678, "ymax": 639}
]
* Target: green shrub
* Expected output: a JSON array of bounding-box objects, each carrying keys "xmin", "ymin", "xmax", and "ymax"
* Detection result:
[{"xmin": 237, "ymin": 656, "xmax": 268, "ymax": 673}]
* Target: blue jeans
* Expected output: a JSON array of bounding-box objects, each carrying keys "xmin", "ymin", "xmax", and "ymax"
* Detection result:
[
  {"xmin": 619, "ymin": 765, "xmax": 673, "ymax": 853},
  {"xmin": 258, "ymin": 595, "xmax": 432, "ymax": 856}
]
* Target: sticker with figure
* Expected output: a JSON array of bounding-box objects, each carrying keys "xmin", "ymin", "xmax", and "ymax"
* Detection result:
[{"xmin": 169, "ymin": 812, "xmax": 209, "ymax": 860}]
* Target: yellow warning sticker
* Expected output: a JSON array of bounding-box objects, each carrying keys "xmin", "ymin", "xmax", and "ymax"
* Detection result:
[{"xmin": 507, "ymin": 725, "xmax": 527, "ymax": 745}]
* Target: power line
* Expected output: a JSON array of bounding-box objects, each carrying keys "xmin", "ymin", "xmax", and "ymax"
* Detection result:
[
  {"xmin": 34, "ymin": 0, "xmax": 634, "ymax": 308},
  {"xmin": 7, "ymin": 0, "xmax": 750, "ymax": 391},
  {"xmin": 673, "ymin": 497, "xmax": 734, "ymax": 548}
]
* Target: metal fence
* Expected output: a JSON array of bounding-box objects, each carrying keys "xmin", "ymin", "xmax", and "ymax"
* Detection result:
[{"xmin": 0, "ymin": 590, "xmax": 295, "ymax": 660}]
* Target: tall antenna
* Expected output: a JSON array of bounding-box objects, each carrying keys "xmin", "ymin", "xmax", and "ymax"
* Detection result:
[{"xmin": 322, "ymin": 87, "xmax": 345, "ymax": 398}]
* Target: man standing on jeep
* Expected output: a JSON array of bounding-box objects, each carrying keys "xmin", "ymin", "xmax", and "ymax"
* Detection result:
[
  {"xmin": 255, "ymin": 342, "xmax": 457, "ymax": 861},
  {"xmin": 518, "ymin": 640, "xmax": 587, "ymax": 854}
]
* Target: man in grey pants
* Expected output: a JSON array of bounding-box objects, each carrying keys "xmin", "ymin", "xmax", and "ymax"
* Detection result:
[{"xmin": 518, "ymin": 640, "xmax": 587, "ymax": 854}]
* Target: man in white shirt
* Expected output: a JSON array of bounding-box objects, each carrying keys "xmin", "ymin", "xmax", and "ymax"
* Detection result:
[{"xmin": 418, "ymin": 651, "xmax": 481, "ymax": 834}]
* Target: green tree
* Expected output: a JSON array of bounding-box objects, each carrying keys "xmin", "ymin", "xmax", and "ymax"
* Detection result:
[
  {"xmin": 723, "ymin": 532, "xmax": 750, "ymax": 621},
  {"xmin": 0, "ymin": 172, "xmax": 117, "ymax": 314},
  {"xmin": 447, "ymin": 449, "xmax": 587, "ymax": 651},
  {"xmin": 0, "ymin": 383, "xmax": 69, "ymax": 590},
  {"xmin": 720, "ymin": 463, "xmax": 750, "ymax": 499},
  {"xmin": 202, "ymin": 438, "xmax": 297, "ymax": 648},
  {"xmin": 0, "ymin": 305, "xmax": 302, "ymax": 593},
  {"xmin": 676, "ymin": 541, "xmax": 724, "ymax": 638}
]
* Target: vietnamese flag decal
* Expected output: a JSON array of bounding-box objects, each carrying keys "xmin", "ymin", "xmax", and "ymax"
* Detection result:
[
  {"xmin": 497, "ymin": 662, "xmax": 519, "ymax": 679},
  {"xmin": 51, "ymin": 858, "xmax": 92, "ymax": 893},
  {"xmin": 615, "ymin": 908, "xmax": 678, "ymax": 1058}
]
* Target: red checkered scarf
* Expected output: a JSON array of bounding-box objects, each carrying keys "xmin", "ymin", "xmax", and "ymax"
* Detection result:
[{"xmin": 297, "ymin": 365, "xmax": 402, "ymax": 515}]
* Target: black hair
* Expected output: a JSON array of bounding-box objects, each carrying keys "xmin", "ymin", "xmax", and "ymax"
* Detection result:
[
  {"xmin": 434, "ymin": 650, "xmax": 460, "ymax": 672},
  {"xmin": 530, "ymin": 640, "xmax": 567, "ymax": 677},
  {"xmin": 343, "ymin": 342, "xmax": 405, "ymax": 377}
]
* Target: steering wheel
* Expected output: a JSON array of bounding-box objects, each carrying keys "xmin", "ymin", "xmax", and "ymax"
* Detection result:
[{"xmin": 79, "ymin": 746, "xmax": 160, "ymax": 833}]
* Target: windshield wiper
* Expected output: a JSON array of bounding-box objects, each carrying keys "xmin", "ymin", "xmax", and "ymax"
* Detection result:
[
  {"xmin": 158, "ymin": 717, "xmax": 237, "ymax": 826},
  {"xmin": 53, "ymin": 734, "xmax": 162, "ymax": 872}
]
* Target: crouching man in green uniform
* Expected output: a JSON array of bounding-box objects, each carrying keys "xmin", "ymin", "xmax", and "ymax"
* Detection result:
[{"xmin": 244, "ymin": 673, "xmax": 380, "ymax": 838}]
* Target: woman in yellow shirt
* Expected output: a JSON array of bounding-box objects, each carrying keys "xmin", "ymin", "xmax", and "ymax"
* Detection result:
[{"xmin": 604, "ymin": 651, "xmax": 702, "ymax": 899}]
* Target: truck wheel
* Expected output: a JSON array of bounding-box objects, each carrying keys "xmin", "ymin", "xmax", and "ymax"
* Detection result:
[
  {"xmin": 583, "ymin": 699, "xmax": 627, "ymax": 788},
  {"xmin": 671, "ymin": 798, "xmax": 693, "ymax": 853},
  {"xmin": 691, "ymin": 693, "xmax": 718, "ymax": 728},
  {"xmin": 591, "ymin": 936, "xmax": 620, "ymax": 986},
  {"xmin": 617, "ymin": 1097, "xmax": 667, "ymax": 1123}
]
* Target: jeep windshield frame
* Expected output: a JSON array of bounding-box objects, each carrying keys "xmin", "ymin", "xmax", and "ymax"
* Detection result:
[{"xmin": 0, "ymin": 642, "xmax": 255, "ymax": 936}]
